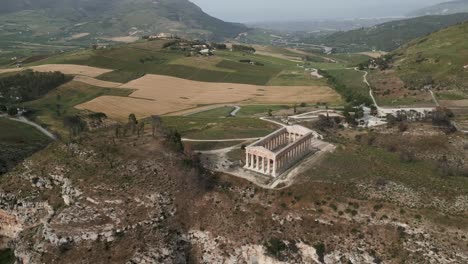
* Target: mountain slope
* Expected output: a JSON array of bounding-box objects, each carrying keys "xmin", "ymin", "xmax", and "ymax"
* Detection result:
[
  {"xmin": 408, "ymin": 0, "xmax": 468, "ymax": 16},
  {"xmin": 391, "ymin": 21, "xmax": 468, "ymax": 91},
  {"xmin": 0, "ymin": 0, "xmax": 247, "ymax": 40},
  {"xmin": 301, "ymin": 13, "xmax": 468, "ymax": 52}
]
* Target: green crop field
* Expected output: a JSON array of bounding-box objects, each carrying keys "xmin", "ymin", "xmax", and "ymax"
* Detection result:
[{"xmin": 29, "ymin": 41, "xmax": 328, "ymax": 86}]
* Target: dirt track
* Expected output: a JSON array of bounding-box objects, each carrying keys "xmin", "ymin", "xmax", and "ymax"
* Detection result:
[{"xmin": 77, "ymin": 74, "xmax": 341, "ymax": 120}]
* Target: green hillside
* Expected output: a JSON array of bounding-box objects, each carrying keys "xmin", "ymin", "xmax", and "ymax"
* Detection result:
[
  {"xmin": 391, "ymin": 21, "xmax": 468, "ymax": 92},
  {"xmin": 301, "ymin": 13, "xmax": 468, "ymax": 52},
  {"xmin": 408, "ymin": 0, "xmax": 468, "ymax": 16},
  {"xmin": 0, "ymin": 0, "xmax": 247, "ymax": 66},
  {"xmin": 0, "ymin": 0, "xmax": 246, "ymax": 39}
]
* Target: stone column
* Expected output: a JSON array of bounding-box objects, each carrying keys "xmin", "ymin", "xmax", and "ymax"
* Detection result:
[
  {"xmin": 272, "ymin": 159, "xmax": 276, "ymax": 176},
  {"xmin": 267, "ymin": 159, "xmax": 271, "ymax": 174}
]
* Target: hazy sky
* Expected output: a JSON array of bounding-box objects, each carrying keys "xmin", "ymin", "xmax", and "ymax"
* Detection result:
[{"xmin": 191, "ymin": 0, "xmax": 447, "ymax": 22}]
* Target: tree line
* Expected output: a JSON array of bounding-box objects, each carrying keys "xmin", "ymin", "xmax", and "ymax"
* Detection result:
[{"xmin": 0, "ymin": 70, "xmax": 71, "ymax": 105}]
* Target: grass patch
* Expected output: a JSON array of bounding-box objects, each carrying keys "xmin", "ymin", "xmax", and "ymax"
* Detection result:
[
  {"xmin": 0, "ymin": 118, "xmax": 51, "ymax": 174},
  {"xmin": 161, "ymin": 116, "xmax": 278, "ymax": 140},
  {"xmin": 0, "ymin": 249, "xmax": 14, "ymax": 264},
  {"xmin": 22, "ymin": 81, "xmax": 133, "ymax": 135},
  {"xmin": 304, "ymin": 144, "xmax": 468, "ymax": 197},
  {"xmin": 0, "ymin": 118, "xmax": 50, "ymax": 144},
  {"xmin": 188, "ymin": 106, "xmax": 235, "ymax": 118},
  {"xmin": 188, "ymin": 141, "xmax": 242, "ymax": 151},
  {"xmin": 237, "ymin": 105, "xmax": 291, "ymax": 117},
  {"xmin": 322, "ymin": 69, "xmax": 373, "ymax": 105},
  {"xmin": 96, "ymin": 70, "xmax": 146, "ymax": 83},
  {"xmin": 436, "ymin": 92, "xmax": 467, "ymax": 100},
  {"xmin": 268, "ymin": 70, "xmax": 327, "ymax": 86}
]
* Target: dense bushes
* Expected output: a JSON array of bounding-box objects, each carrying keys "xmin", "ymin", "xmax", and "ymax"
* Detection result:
[
  {"xmin": 232, "ymin": 44, "xmax": 256, "ymax": 53},
  {"xmin": 0, "ymin": 70, "xmax": 71, "ymax": 104},
  {"xmin": 320, "ymin": 70, "xmax": 373, "ymax": 106}
]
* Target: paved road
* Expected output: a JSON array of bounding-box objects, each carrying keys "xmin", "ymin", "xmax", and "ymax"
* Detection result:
[
  {"xmin": 1, "ymin": 115, "xmax": 57, "ymax": 140},
  {"xmin": 230, "ymin": 106, "xmax": 241, "ymax": 116}
]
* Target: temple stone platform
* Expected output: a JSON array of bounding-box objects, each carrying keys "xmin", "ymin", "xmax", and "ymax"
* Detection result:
[{"xmin": 244, "ymin": 125, "xmax": 321, "ymax": 177}]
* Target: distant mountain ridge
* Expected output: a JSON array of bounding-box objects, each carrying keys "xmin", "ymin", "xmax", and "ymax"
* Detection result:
[
  {"xmin": 408, "ymin": 0, "xmax": 468, "ymax": 16},
  {"xmin": 0, "ymin": 0, "xmax": 247, "ymax": 40},
  {"xmin": 300, "ymin": 13, "xmax": 468, "ymax": 52}
]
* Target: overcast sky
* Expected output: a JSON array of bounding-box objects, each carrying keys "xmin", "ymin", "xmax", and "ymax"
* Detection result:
[{"xmin": 190, "ymin": 0, "xmax": 447, "ymax": 22}]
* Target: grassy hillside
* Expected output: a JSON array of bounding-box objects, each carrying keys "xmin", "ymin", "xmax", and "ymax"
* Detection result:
[
  {"xmin": 392, "ymin": 21, "xmax": 468, "ymax": 92},
  {"xmin": 301, "ymin": 13, "xmax": 468, "ymax": 52},
  {"xmin": 408, "ymin": 0, "xmax": 468, "ymax": 16}
]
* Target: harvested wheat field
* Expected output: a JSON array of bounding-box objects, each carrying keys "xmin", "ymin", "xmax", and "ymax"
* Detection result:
[
  {"xmin": 76, "ymin": 74, "xmax": 341, "ymax": 120},
  {"xmin": 0, "ymin": 64, "xmax": 112, "ymax": 77}
]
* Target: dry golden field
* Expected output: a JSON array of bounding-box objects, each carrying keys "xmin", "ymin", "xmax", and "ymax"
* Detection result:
[
  {"xmin": 76, "ymin": 74, "xmax": 341, "ymax": 120},
  {"xmin": 0, "ymin": 64, "xmax": 112, "ymax": 77}
]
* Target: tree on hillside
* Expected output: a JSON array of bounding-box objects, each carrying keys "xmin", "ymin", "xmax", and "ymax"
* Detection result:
[
  {"xmin": 137, "ymin": 122, "xmax": 145, "ymax": 138},
  {"xmin": 151, "ymin": 115, "xmax": 162, "ymax": 137},
  {"xmin": 128, "ymin": 113, "xmax": 138, "ymax": 134},
  {"xmin": 432, "ymin": 107, "xmax": 453, "ymax": 127},
  {"xmin": 232, "ymin": 44, "xmax": 256, "ymax": 53},
  {"xmin": 64, "ymin": 115, "xmax": 86, "ymax": 139},
  {"xmin": 7, "ymin": 107, "xmax": 18, "ymax": 116},
  {"xmin": 0, "ymin": 104, "xmax": 7, "ymax": 112},
  {"xmin": 166, "ymin": 129, "xmax": 184, "ymax": 152},
  {"xmin": 0, "ymin": 70, "xmax": 71, "ymax": 104}
]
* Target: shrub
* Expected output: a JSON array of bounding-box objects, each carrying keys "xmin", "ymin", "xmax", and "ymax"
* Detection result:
[
  {"xmin": 264, "ymin": 238, "xmax": 287, "ymax": 258},
  {"xmin": 7, "ymin": 107, "xmax": 18, "ymax": 116},
  {"xmin": 314, "ymin": 242, "xmax": 326, "ymax": 263}
]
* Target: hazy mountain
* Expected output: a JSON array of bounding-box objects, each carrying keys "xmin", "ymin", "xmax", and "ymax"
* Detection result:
[
  {"xmin": 247, "ymin": 18, "xmax": 397, "ymax": 32},
  {"xmin": 300, "ymin": 13, "xmax": 468, "ymax": 52},
  {"xmin": 0, "ymin": 0, "xmax": 247, "ymax": 40},
  {"xmin": 408, "ymin": 0, "xmax": 468, "ymax": 16}
]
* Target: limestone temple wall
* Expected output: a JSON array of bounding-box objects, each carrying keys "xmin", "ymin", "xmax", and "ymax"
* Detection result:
[{"xmin": 244, "ymin": 125, "xmax": 318, "ymax": 177}]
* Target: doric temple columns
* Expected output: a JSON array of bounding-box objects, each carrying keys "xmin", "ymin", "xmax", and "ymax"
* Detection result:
[{"xmin": 244, "ymin": 125, "xmax": 319, "ymax": 178}]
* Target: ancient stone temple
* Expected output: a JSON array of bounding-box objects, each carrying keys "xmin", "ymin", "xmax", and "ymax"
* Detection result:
[{"xmin": 244, "ymin": 125, "xmax": 319, "ymax": 177}]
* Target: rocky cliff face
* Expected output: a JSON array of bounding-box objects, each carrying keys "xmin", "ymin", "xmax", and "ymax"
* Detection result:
[{"xmin": 0, "ymin": 129, "xmax": 466, "ymax": 263}]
